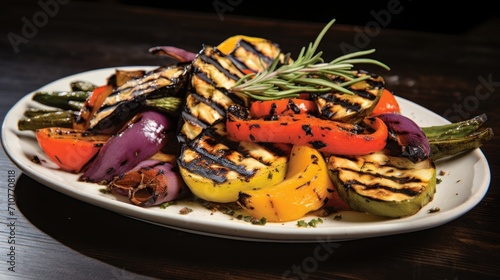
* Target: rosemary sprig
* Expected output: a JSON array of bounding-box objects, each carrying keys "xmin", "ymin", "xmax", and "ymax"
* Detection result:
[{"xmin": 230, "ymin": 19, "xmax": 390, "ymax": 101}]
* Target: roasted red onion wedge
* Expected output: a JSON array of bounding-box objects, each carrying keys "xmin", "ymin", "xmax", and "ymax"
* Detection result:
[
  {"xmin": 148, "ymin": 46, "xmax": 197, "ymax": 62},
  {"xmin": 110, "ymin": 159, "xmax": 188, "ymax": 206},
  {"xmin": 377, "ymin": 113, "xmax": 431, "ymax": 162},
  {"xmin": 80, "ymin": 110, "xmax": 172, "ymax": 184}
]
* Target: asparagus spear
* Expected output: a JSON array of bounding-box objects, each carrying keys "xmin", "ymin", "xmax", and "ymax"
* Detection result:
[
  {"xmin": 70, "ymin": 80, "xmax": 97, "ymax": 92},
  {"xmin": 18, "ymin": 110, "xmax": 76, "ymax": 131},
  {"xmin": 422, "ymin": 114, "xmax": 488, "ymax": 140},
  {"xmin": 32, "ymin": 91, "xmax": 91, "ymax": 110},
  {"xmin": 22, "ymin": 108, "xmax": 74, "ymax": 117},
  {"xmin": 427, "ymin": 128, "xmax": 493, "ymax": 160},
  {"xmin": 68, "ymin": 100, "xmax": 84, "ymax": 111},
  {"xmin": 422, "ymin": 114, "xmax": 493, "ymax": 160}
]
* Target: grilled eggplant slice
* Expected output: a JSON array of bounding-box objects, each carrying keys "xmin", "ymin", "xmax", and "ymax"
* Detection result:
[
  {"xmin": 326, "ymin": 149, "xmax": 436, "ymax": 218},
  {"xmin": 313, "ymin": 70, "xmax": 385, "ymax": 124},
  {"xmin": 178, "ymin": 122, "xmax": 289, "ymax": 203},
  {"xmin": 86, "ymin": 64, "xmax": 191, "ymax": 134}
]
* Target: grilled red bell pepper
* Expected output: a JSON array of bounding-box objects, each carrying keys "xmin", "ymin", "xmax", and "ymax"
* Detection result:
[
  {"xmin": 35, "ymin": 127, "xmax": 111, "ymax": 173},
  {"xmin": 371, "ymin": 89, "xmax": 401, "ymax": 116},
  {"xmin": 226, "ymin": 105, "xmax": 388, "ymax": 156},
  {"xmin": 73, "ymin": 85, "xmax": 113, "ymax": 130}
]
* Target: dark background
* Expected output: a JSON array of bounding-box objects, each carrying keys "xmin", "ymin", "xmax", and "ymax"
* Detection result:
[{"xmin": 85, "ymin": 0, "xmax": 498, "ymax": 35}]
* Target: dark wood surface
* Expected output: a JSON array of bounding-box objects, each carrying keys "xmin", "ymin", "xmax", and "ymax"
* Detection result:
[{"xmin": 1, "ymin": 1, "xmax": 499, "ymax": 279}]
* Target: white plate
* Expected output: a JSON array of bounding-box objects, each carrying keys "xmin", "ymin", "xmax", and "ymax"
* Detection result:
[{"xmin": 1, "ymin": 67, "xmax": 492, "ymax": 243}]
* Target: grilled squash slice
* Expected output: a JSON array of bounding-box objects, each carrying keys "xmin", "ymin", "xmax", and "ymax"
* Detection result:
[
  {"xmin": 177, "ymin": 45, "xmax": 247, "ymax": 143},
  {"xmin": 178, "ymin": 122, "xmax": 288, "ymax": 203},
  {"xmin": 326, "ymin": 149, "xmax": 437, "ymax": 218},
  {"xmin": 313, "ymin": 70, "xmax": 385, "ymax": 124}
]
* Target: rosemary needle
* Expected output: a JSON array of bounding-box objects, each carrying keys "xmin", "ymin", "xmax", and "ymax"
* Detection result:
[{"xmin": 230, "ymin": 19, "xmax": 390, "ymax": 101}]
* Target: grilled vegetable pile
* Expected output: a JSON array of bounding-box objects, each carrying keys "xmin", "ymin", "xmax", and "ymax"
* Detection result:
[{"xmin": 19, "ymin": 19, "xmax": 494, "ymax": 222}]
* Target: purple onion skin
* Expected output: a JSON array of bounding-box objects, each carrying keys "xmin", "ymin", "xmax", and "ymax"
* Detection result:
[
  {"xmin": 377, "ymin": 113, "xmax": 431, "ymax": 162},
  {"xmin": 148, "ymin": 46, "xmax": 197, "ymax": 62},
  {"xmin": 110, "ymin": 159, "xmax": 189, "ymax": 207},
  {"xmin": 80, "ymin": 111, "xmax": 172, "ymax": 184}
]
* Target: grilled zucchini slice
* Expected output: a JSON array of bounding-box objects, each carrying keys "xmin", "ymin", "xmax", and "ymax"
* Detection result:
[
  {"xmin": 177, "ymin": 46, "xmax": 249, "ymax": 143},
  {"xmin": 313, "ymin": 70, "xmax": 385, "ymax": 124},
  {"xmin": 326, "ymin": 150, "xmax": 436, "ymax": 218}
]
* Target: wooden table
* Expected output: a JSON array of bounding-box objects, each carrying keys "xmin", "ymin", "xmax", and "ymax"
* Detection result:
[{"xmin": 1, "ymin": 1, "xmax": 499, "ymax": 279}]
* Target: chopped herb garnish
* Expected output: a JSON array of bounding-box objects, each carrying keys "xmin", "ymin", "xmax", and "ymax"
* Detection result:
[
  {"xmin": 159, "ymin": 201, "xmax": 177, "ymax": 209},
  {"xmin": 297, "ymin": 220, "xmax": 308, "ymax": 227},
  {"xmin": 308, "ymin": 218, "xmax": 323, "ymax": 227},
  {"xmin": 237, "ymin": 215, "xmax": 266, "ymax": 225},
  {"xmin": 297, "ymin": 218, "xmax": 324, "ymax": 227},
  {"xmin": 244, "ymin": 216, "xmax": 254, "ymax": 223},
  {"xmin": 99, "ymin": 188, "xmax": 111, "ymax": 194},
  {"xmin": 253, "ymin": 217, "xmax": 267, "ymax": 225}
]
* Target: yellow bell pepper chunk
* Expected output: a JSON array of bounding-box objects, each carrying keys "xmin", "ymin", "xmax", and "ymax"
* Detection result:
[
  {"xmin": 216, "ymin": 35, "xmax": 267, "ymax": 55},
  {"xmin": 237, "ymin": 145, "xmax": 336, "ymax": 222},
  {"xmin": 179, "ymin": 145, "xmax": 288, "ymax": 203}
]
